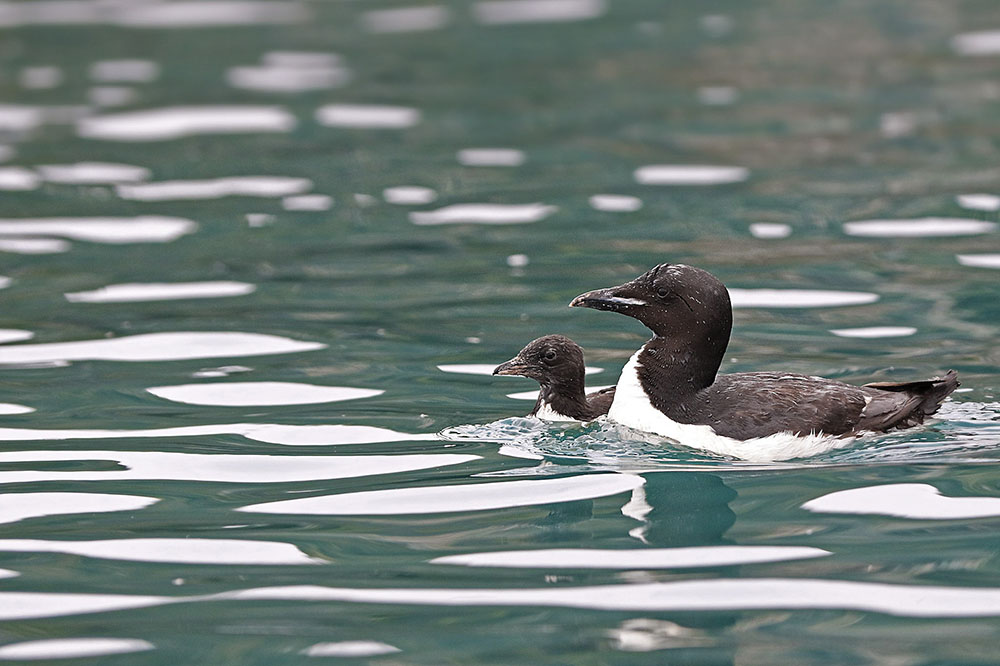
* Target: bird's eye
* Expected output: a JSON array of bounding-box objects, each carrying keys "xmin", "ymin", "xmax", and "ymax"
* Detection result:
[
  {"xmin": 656, "ymin": 287, "xmax": 670, "ymax": 299},
  {"xmin": 542, "ymin": 349, "xmax": 558, "ymax": 363}
]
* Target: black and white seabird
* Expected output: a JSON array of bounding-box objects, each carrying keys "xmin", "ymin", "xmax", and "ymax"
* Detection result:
[
  {"xmin": 570, "ymin": 263, "xmax": 959, "ymax": 460},
  {"xmin": 493, "ymin": 335, "xmax": 615, "ymax": 422}
]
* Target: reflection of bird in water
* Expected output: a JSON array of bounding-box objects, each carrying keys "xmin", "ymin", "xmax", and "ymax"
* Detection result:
[
  {"xmin": 571, "ymin": 263, "xmax": 959, "ymax": 460},
  {"xmin": 494, "ymin": 335, "xmax": 614, "ymax": 421}
]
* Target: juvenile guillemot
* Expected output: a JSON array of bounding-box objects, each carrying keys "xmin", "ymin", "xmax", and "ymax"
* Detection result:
[
  {"xmin": 493, "ymin": 335, "xmax": 615, "ymax": 422},
  {"xmin": 570, "ymin": 263, "xmax": 959, "ymax": 460}
]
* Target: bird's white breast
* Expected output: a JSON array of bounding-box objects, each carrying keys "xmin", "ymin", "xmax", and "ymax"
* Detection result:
[{"xmin": 607, "ymin": 346, "xmax": 849, "ymax": 462}]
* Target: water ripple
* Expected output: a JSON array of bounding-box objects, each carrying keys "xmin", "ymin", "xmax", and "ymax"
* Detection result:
[
  {"xmin": 431, "ymin": 545, "xmax": 830, "ymax": 569},
  {"xmin": 803, "ymin": 483, "xmax": 1000, "ymax": 519},
  {"xmin": 303, "ymin": 642, "xmax": 401, "ymax": 657},
  {"xmin": 0, "ymin": 216, "xmax": 196, "ymax": 243},
  {"xmin": 37, "ymin": 161, "xmax": 151, "ymax": 184},
  {"xmin": 410, "ymin": 203, "xmax": 557, "ymax": 225},
  {"xmin": 362, "ymin": 6, "xmax": 449, "ymax": 34},
  {"xmin": 844, "ymin": 217, "xmax": 997, "ymax": 238},
  {"xmin": 65, "ymin": 281, "xmax": 256, "ymax": 303},
  {"xmin": 0, "ymin": 492, "xmax": 159, "ymax": 525},
  {"xmin": 315, "ymin": 104, "xmax": 421, "ymax": 129},
  {"xmin": 117, "ymin": 176, "xmax": 311, "ymax": 201},
  {"xmin": 0, "ymin": 450, "xmax": 476, "ymax": 484},
  {"xmin": 0, "ymin": 423, "xmax": 432, "ymax": 446},
  {"xmin": 0, "ymin": 331, "xmax": 322, "ymax": 365},
  {"xmin": 0, "ymin": 538, "xmax": 322, "ymax": 565},
  {"xmin": 473, "ymin": 0, "xmax": 606, "ymax": 25},
  {"xmin": 0, "ymin": 639, "xmax": 154, "ymax": 661},
  {"xmin": 728, "ymin": 288, "xmax": 879, "ymax": 308},
  {"xmin": 238, "ymin": 473, "xmax": 644, "ymax": 515},
  {"xmin": 634, "ymin": 165, "xmax": 749, "ymax": 186},
  {"xmin": 78, "ymin": 106, "xmax": 296, "ymax": 141},
  {"xmin": 146, "ymin": 381, "xmax": 382, "ymax": 406}
]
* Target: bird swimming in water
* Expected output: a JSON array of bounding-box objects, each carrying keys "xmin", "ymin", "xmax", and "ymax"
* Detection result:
[
  {"xmin": 570, "ymin": 263, "xmax": 959, "ymax": 461},
  {"xmin": 493, "ymin": 334, "xmax": 615, "ymax": 422}
]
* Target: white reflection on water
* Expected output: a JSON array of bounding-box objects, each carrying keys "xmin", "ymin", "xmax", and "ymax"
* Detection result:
[
  {"xmin": 228, "ymin": 52, "xmax": 349, "ymax": 93},
  {"xmin": 0, "ymin": 593, "xmax": 171, "ymax": 621},
  {"xmin": 19, "ymin": 65, "xmax": 62, "ymax": 90},
  {"xmin": 457, "ymin": 148, "xmax": 525, "ymax": 167},
  {"xmin": 0, "ymin": 538, "xmax": 321, "ymax": 565},
  {"xmin": 0, "ymin": 332, "xmax": 322, "ymax": 365},
  {"xmin": 0, "ymin": 638, "xmax": 154, "ymax": 661},
  {"xmin": 0, "ymin": 104, "xmax": 41, "ymax": 131},
  {"xmin": 78, "ymin": 106, "xmax": 296, "ymax": 141},
  {"xmin": 0, "ymin": 569, "xmax": 16, "ymax": 579},
  {"xmin": 0, "ymin": 450, "xmax": 476, "ymax": 484},
  {"xmin": 829, "ymin": 326, "xmax": 916, "ymax": 338},
  {"xmin": 118, "ymin": 1, "xmax": 307, "ymax": 27},
  {"xmin": 956, "ymin": 254, "xmax": 1000, "ymax": 269},
  {"xmin": 383, "ymin": 185, "xmax": 437, "ymax": 205},
  {"xmin": 0, "ymin": 166, "xmax": 40, "ymax": 190},
  {"xmin": 803, "ymin": 483, "xmax": 1000, "ymax": 519},
  {"xmin": 439, "ymin": 363, "xmax": 602, "ymax": 375},
  {"xmin": 362, "ymin": 5, "xmax": 449, "ymax": 33},
  {"xmin": 282, "ymin": 194, "xmax": 333, "ymax": 211},
  {"xmin": 410, "ymin": 203, "xmax": 557, "ymax": 225},
  {"xmin": 951, "ymin": 30, "xmax": 1000, "ymax": 56},
  {"xmin": 431, "ymin": 545, "xmax": 830, "ymax": 569},
  {"xmin": 0, "ymin": 277, "xmax": 9, "ymax": 289},
  {"xmin": 0, "ymin": 238, "xmax": 71, "ymax": 254},
  {"xmin": 238, "ymin": 473, "xmax": 644, "ymax": 515},
  {"xmin": 88, "ymin": 86, "xmax": 137, "ymax": 107},
  {"xmin": 843, "ymin": 218, "xmax": 997, "ymax": 237},
  {"xmin": 0, "ymin": 216, "xmax": 196, "ymax": 243},
  {"xmin": 217, "ymin": 578, "xmax": 1000, "ymax": 617},
  {"xmin": 117, "ymin": 176, "xmax": 311, "ymax": 201},
  {"xmin": 589, "ymin": 194, "xmax": 643, "ymax": 212},
  {"xmin": 37, "ymin": 161, "xmax": 151, "ymax": 184},
  {"xmin": 0, "ymin": 492, "xmax": 159, "ymax": 525},
  {"xmin": 89, "ymin": 59, "xmax": 159, "ymax": 83},
  {"xmin": 749, "ymin": 223, "xmax": 791, "ymax": 239},
  {"xmin": 0, "ymin": 328, "xmax": 33, "ymax": 343},
  {"xmin": 304, "ymin": 642, "xmax": 401, "ymax": 657},
  {"xmin": 8, "ymin": 576, "xmax": 1000, "ymax": 621},
  {"xmin": 956, "ymin": 194, "xmax": 1000, "ymax": 211},
  {"xmin": 65, "ymin": 281, "xmax": 256, "ymax": 303},
  {"xmin": 0, "ymin": 423, "xmax": 433, "ymax": 446},
  {"xmin": 147, "ymin": 381, "xmax": 382, "ymax": 406},
  {"xmin": 697, "ymin": 86, "xmax": 739, "ymax": 106},
  {"xmin": 316, "ymin": 104, "xmax": 421, "ymax": 129},
  {"xmin": 473, "ymin": 0, "xmax": 606, "ymax": 25},
  {"xmin": 728, "ymin": 289, "xmax": 879, "ymax": 308},
  {"xmin": 634, "ymin": 165, "xmax": 749, "ymax": 186},
  {"xmin": 0, "ymin": 1, "xmax": 306, "ymax": 27},
  {"xmin": 0, "ymin": 403, "xmax": 34, "ymax": 414}
]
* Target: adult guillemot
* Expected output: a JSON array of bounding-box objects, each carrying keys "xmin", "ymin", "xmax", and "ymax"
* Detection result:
[
  {"xmin": 493, "ymin": 335, "xmax": 615, "ymax": 422},
  {"xmin": 570, "ymin": 263, "xmax": 959, "ymax": 460}
]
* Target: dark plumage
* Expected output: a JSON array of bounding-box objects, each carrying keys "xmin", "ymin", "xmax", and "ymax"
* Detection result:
[
  {"xmin": 493, "ymin": 335, "xmax": 615, "ymax": 421},
  {"xmin": 570, "ymin": 263, "xmax": 959, "ymax": 441}
]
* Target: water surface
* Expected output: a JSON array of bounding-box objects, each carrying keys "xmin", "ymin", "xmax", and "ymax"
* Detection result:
[{"xmin": 1, "ymin": 1, "xmax": 999, "ymax": 663}]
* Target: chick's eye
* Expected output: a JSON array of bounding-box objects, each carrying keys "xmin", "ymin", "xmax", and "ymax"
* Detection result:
[
  {"xmin": 656, "ymin": 287, "xmax": 670, "ymax": 299},
  {"xmin": 542, "ymin": 349, "xmax": 557, "ymax": 363}
]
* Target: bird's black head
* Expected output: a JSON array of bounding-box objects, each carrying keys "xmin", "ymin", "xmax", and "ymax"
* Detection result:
[
  {"xmin": 493, "ymin": 334, "xmax": 587, "ymax": 388},
  {"xmin": 569, "ymin": 263, "xmax": 732, "ymax": 343}
]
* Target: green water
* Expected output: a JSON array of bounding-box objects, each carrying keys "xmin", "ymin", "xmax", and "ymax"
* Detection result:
[{"xmin": 1, "ymin": 1, "xmax": 1000, "ymax": 663}]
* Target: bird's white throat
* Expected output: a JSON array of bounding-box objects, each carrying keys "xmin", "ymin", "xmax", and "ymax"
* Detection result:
[{"xmin": 533, "ymin": 399, "xmax": 580, "ymax": 422}]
